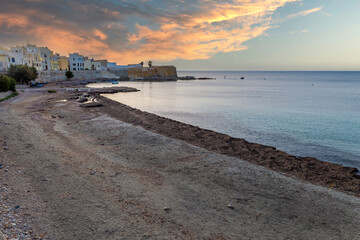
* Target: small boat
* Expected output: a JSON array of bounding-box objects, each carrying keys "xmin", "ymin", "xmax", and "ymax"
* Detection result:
[{"xmin": 111, "ymin": 81, "xmax": 119, "ymax": 84}]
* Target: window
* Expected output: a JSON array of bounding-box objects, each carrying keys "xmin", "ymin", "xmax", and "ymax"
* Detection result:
[
  {"xmin": 73, "ymin": 63, "xmax": 76, "ymax": 66},
  {"xmin": 73, "ymin": 68, "xmax": 76, "ymax": 70},
  {"xmin": 12, "ymin": 58, "xmax": 15, "ymax": 63},
  {"xmin": 73, "ymin": 58, "xmax": 75, "ymax": 61}
]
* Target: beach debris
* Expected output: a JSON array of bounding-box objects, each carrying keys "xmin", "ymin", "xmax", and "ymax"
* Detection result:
[
  {"xmin": 77, "ymin": 93, "xmax": 90, "ymax": 103},
  {"xmin": 77, "ymin": 93, "xmax": 103, "ymax": 107},
  {"xmin": 163, "ymin": 207, "xmax": 172, "ymax": 213},
  {"xmin": 227, "ymin": 204, "xmax": 235, "ymax": 209},
  {"xmin": 15, "ymin": 205, "xmax": 20, "ymax": 209},
  {"xmin": 80, "ymin": 102, "xmax": 103, "ymax": 108}
]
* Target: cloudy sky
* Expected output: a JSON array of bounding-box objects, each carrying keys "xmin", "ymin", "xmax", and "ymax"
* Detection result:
[{"xmin": 0, "ymin": 0, "xmax": 359, "ymax": 70}]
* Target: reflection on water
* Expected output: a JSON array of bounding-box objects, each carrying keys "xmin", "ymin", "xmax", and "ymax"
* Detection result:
[{"xmin": 88, "ymin": 71, "xmax": 360, "ymax": 169}]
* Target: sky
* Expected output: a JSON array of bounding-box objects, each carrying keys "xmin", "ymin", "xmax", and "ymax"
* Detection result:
[{"xmin": 0, "ymin": 0, "xmax": 359, "ymax": 71}]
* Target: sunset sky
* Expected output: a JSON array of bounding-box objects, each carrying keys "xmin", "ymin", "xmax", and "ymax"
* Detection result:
[{"xmin": 0, "ymin": 0, "xmax": 359, "ymax": 71}]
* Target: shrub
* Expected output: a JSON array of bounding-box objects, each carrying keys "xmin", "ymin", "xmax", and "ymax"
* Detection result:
[
  {"xmin": 65, "ymin": 71, "xmax": 74, "ymax": 79},
  {"xmin": 48, "ymin": 90, "xmax": 57, "ymax": 93},
  {"xmin": 7, "ymin": 65, "xmax": 38, "ymax": 85},
  {"xmin": 0, "ymin": 75, "xmax": 16, "ymax": 92},
  {"xmin": 0, "ymin": 75, "xmax": 9, "ymax": 92}
]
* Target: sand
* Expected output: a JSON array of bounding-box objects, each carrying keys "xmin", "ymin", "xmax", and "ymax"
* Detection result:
[{"xmin": 0, "ymin": 85, "xmax": 359, "ymax": 239}]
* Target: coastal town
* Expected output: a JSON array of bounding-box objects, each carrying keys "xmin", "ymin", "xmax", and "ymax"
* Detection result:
[{"xmin": 0, "ymin": 43, "xmax": 178, "ymax": 81}]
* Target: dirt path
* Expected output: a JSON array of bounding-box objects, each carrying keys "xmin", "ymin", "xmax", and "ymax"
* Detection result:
[{"xmin": 0, "ymin": 89, "xmax": 360, "ymax": 239}]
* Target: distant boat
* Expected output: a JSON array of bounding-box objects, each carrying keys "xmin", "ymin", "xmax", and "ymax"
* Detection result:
[
  {"xmin": 241, "ymin": 77, "xmax": 245, "ymax": 80},
  {"xmin": 111, "ymin": 81, "xmax": 119, "ymax": 84}
]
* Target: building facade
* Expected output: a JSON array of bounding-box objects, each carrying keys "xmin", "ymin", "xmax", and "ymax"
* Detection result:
[
  {"xmin": 91, "ymin": 61, "xmax": 102, "ymax": 70},
  {"xmin": 58, "ymin": 57, "xmax": 69, "ymax": 71},
  {"xmin": 50, "ymin": 53, "xmax": 60, "ymax": 71},
  {"xmin": 10, "ymin": 46, "xmax": 28, "ymax": 66},
  {"xmin": 0, "ymin": 48, "xmax": 10, "ymax": 71},
  {"xmin": 25, "ymin": 45, "xmax": 42, "ymax": 71},
  {"xmin": 69, "ymin": 53, "xmax": 84, "ymax": 71}
]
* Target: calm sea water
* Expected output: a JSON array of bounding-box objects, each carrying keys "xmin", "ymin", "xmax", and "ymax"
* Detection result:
[{"xmin": 88, "ymin": 71, "xmax": 360, "ymax": 169}]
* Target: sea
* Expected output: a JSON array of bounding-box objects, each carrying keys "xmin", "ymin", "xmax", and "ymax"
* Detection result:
[{"xmin": 88, "ymin": 71, "xmax": 360, "ymax": 169}]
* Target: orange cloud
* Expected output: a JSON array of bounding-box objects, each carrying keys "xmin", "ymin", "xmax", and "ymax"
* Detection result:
[
  {"xmin": 0, "ymin": 14, "xmax": 29, "ymax": 28},
  {"xmin": 0, "ymin": 0, "xmax": 312, "ymax": 64},
  {"xmin": 124, "ymin": 0, "xmax": 299, "ymax": 62}
]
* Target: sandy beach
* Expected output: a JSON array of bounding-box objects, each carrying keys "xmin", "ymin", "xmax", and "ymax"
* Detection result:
[{"xmin": 1, "ymin": 84, "xmax": 360, "ymax": 239}]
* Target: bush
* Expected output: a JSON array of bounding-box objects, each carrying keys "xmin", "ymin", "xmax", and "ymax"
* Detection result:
[
  {"xmin": 48, "ymin": 90, "xmax": 57, "ymax": 93},
  {"xmin": 7, "ymin": 65, "xmax": 38, "ymax": 85},
  {"xmin": 65, "ymin": 71, "xmax": 74, "ymax": 79},
  {"xmin": 0, "ymin": 76, "xmax": 9, "ymax": 92},
  {"xmin": 0, "ymin": 75, "xmax": 16, "ymax": 92}
]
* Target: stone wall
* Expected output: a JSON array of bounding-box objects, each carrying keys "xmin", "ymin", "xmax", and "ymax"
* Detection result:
[
  {"xmin": 36, "ymin": 70, "xmax": 120, "ymax": 83},
  {"xmin": 128, "ymin": 66, "xmax": 177, "ymax": 80},
  {"xmin": 107, "ymin": 69, "xmax": 128, "ymax": 79}
]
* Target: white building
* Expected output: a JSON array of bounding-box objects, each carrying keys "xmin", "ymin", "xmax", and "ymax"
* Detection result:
[
  {"xmin": 84, "ymin": 58, "xmax": 91, "ymax": 70},
  {"xmin": 10, "ymin": 46, "xmax": 28, "ymax": 66},
  {"xmin": 92, "ymin": 61, "xmax": 102, "ymax": 70},
  {"xmin": 25, "ymin": 45, "xmax": 42, "ymax": 71},
  {"xmin": 0, "ymin": 48, "xmax": 10, "ymax": 71},
  {"xmin": 69, "ymin": 53, "xmax": 84, "ymax": 71}
]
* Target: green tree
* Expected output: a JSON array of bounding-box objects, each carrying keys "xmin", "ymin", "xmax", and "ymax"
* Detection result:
[
  {"xmin": 7, "ymin": 65, "xmax": 38, "ymax": 85},
  {"xmin": 65, "ymin": 70, "xmax": 74, "ymax": 79},
  {"xmin": 8, "ymin": 77, "xmax": 16, "ymax": 92},
  {"xmin": 29, "ymin": 67, "xmax": 38, "ymax": 80}
]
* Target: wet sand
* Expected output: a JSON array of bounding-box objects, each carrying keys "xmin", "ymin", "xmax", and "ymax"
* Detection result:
[{"xmin": 0, "ymin": 85, "xmax": 360, "ymax": 239}]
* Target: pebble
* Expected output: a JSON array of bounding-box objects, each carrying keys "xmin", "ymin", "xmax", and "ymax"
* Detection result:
[
  {"xmin": 227, "ymin": 204, "xmax": 235, "ymax": 209},
  {"xmin": 163, "ymin": 207, "xmax": 171, "ymax": 212},
  {"xmin": 5, "ymin": 169, "xmax": 8, "ymax": 172},
  {"xmin": 4, "ymin": 146, "xmax": 8, "ymax": 150}
]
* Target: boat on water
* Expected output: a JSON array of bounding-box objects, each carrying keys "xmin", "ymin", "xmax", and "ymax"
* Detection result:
[{"xmin": 111, "ymin": 81, "xmax": 119, "ymax": 84}]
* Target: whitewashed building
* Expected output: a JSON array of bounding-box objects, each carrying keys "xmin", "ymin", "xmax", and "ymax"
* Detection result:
[
  {"xmin": 0, "ymin": 48, "xmax": 10, "ymax": 71},
  {"xmin": 69, "ymin": 53, "xmax": 84, "ymax": 71},
  {"xmin": 38, "ymin": 47, "xmax": 52, "ymax": 71},
  {"xmin": 9, "ymin": 46, "xmax": 28, "ymax": 66},
  {"xmin": 25, "ymin": 45, "xmax": 42, "ymax": 71}
]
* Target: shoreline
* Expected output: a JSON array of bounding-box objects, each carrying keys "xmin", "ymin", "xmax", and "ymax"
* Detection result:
[
  {"xmin": 1, "ymin": 86, "xmax": 360, "ymax": 238},
  {"xmin": 92, "ymin": 93, "xmax": 360, "ymax": 196}
]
